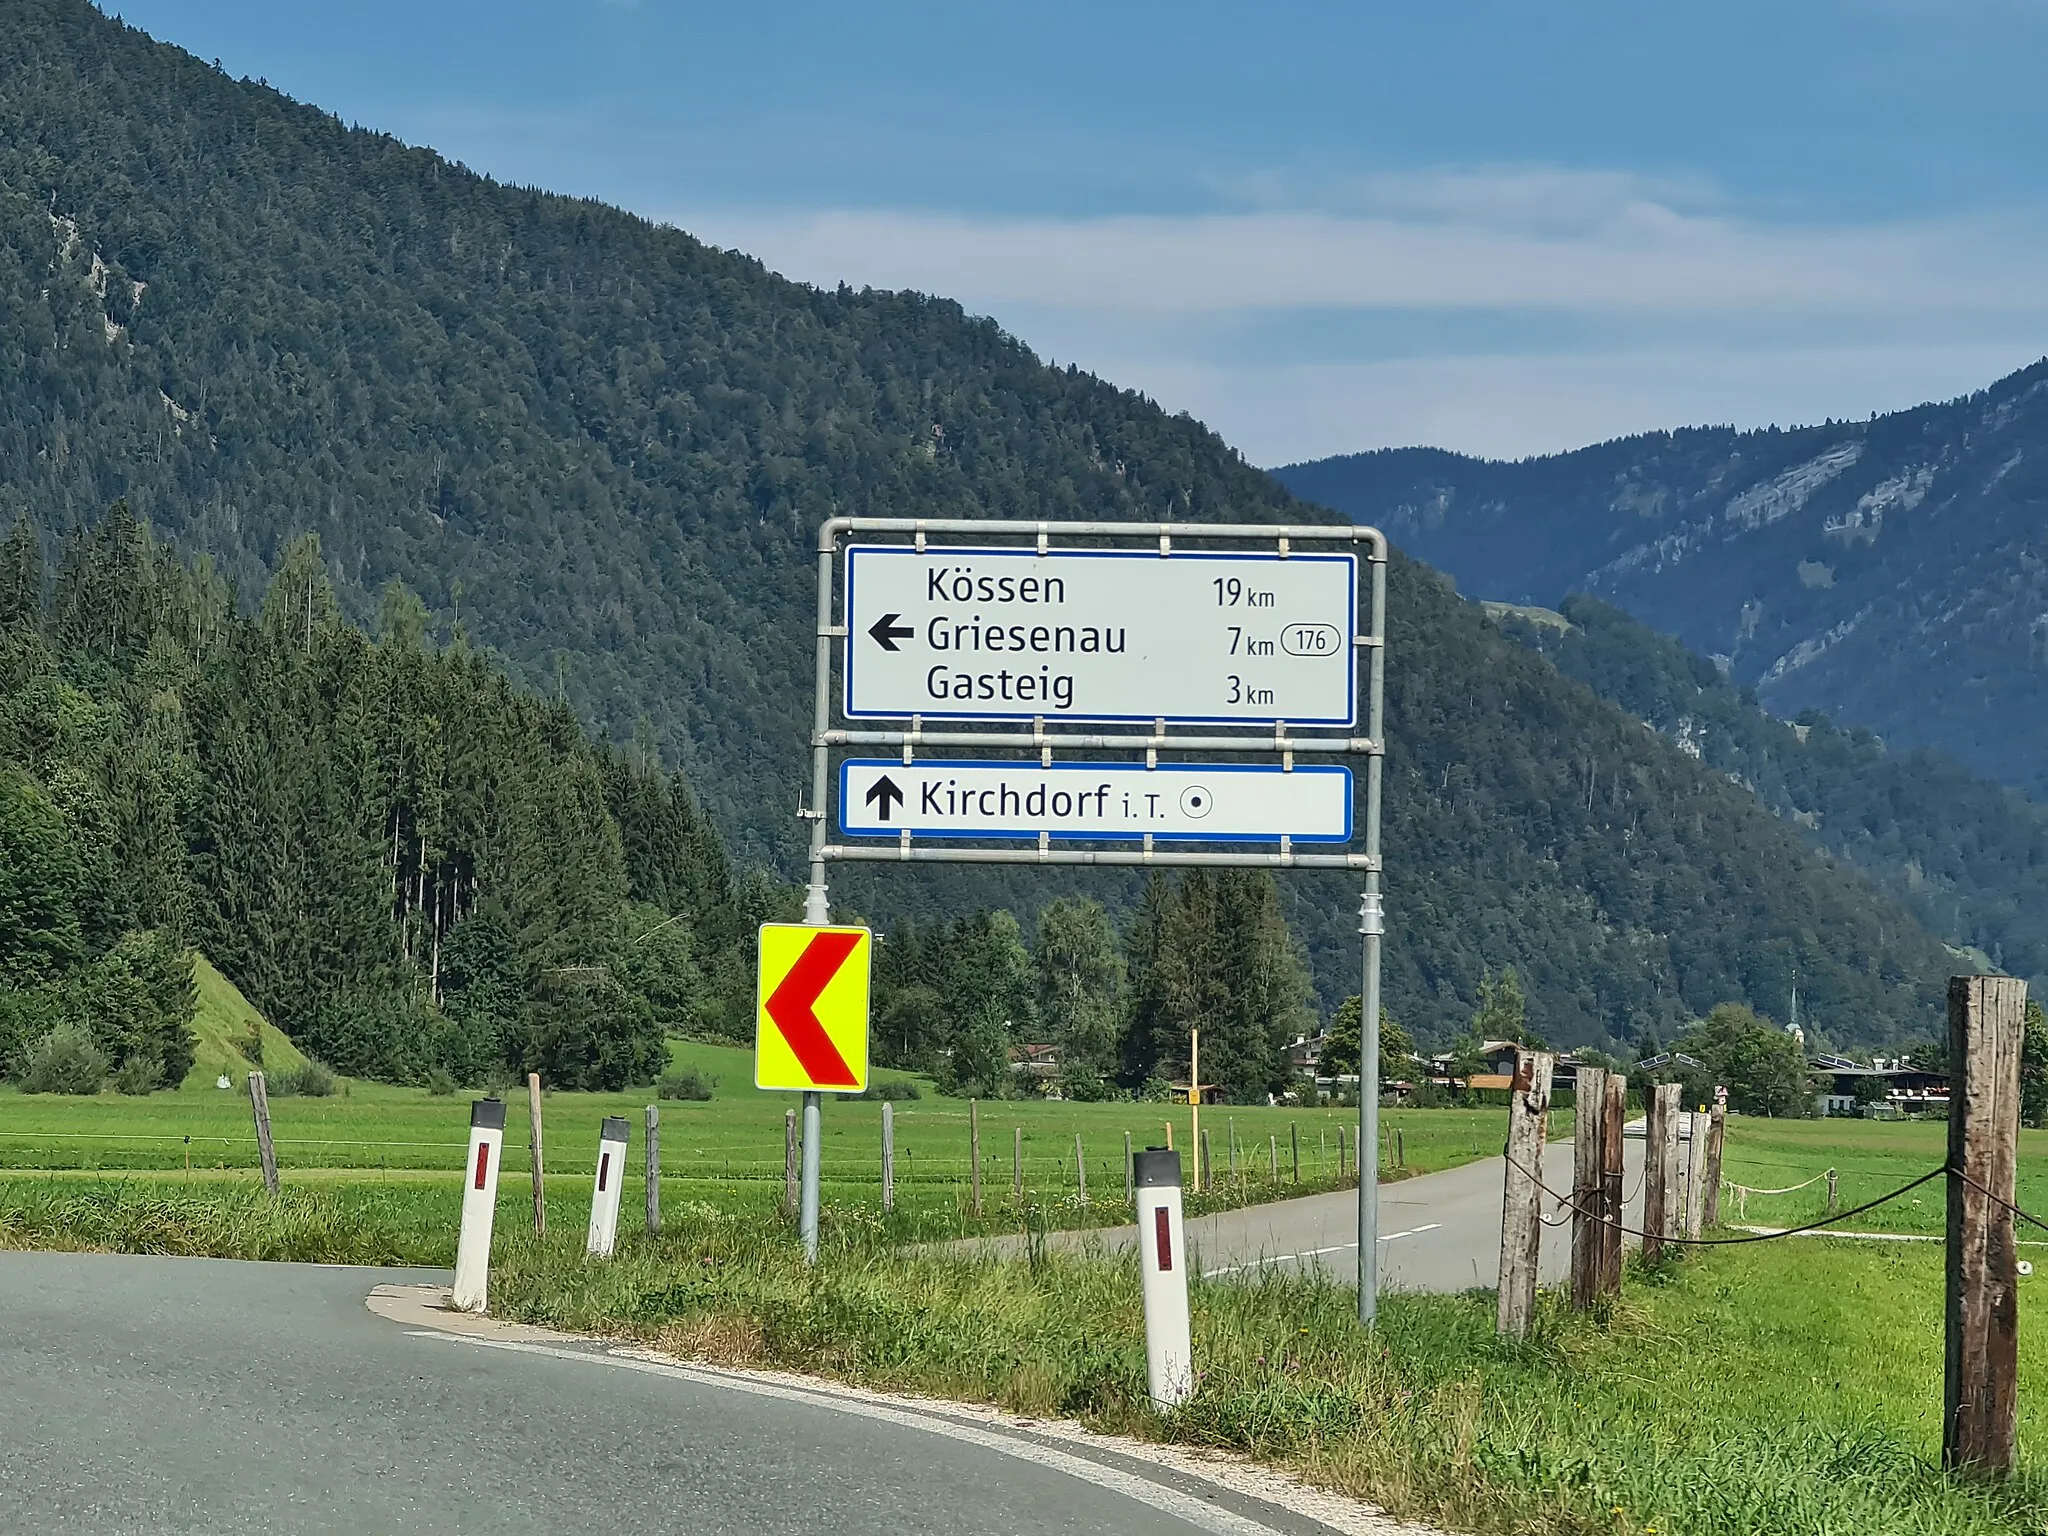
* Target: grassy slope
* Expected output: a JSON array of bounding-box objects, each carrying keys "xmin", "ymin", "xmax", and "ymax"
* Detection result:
[{"xmin": 180, "ymin": 955, "xmax": 308, "ymax": 1089}]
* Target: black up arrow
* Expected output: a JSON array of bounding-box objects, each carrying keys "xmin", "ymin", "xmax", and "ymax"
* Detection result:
[
  {"xmin": 865, "ymin": 775, "xmax": 905, "ymax": 821},
  {"xmin": 867, "ymin": 612, "xmax": 915, "ymax": 651}
]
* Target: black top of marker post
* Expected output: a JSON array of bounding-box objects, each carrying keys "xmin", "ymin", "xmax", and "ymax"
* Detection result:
[
  {"xmin": 600, "ymin": 1115, "xmax": 631, "ymax": 1142},
  {"xmin": 1132, "ymin": 1148, "xmax": 1181, "ymax": 1189},
  {"xmin": 470, "ymin": 1097, "xmax": 506, "ymax": 1131}
]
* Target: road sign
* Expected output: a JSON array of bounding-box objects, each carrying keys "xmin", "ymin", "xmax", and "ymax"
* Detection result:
[
  {"xmin": 838, "ymin": 759, "xmax": 1352, "ymax": 842},
  {"xmin": 844, "ymin": 545, "xmax": 1355, "ymax": 725},
  {"xmin": 755, "ymin": 924, "xmax": 872, "ymax": 1091}
]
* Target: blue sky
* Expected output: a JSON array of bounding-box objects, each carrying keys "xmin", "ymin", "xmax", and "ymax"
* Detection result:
[{"xmin": 105, "ymin": 1, "xmax": 2048, "ymax": 462}]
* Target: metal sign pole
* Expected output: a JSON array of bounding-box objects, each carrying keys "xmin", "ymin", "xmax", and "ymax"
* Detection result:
[
  {"xmin": 1358, "ymin": 546, "xmax": 1387, "ymax": 1326},
  {"xmin": 799, "ymin": 524, "xmax": 838, "ymax": 1265}
]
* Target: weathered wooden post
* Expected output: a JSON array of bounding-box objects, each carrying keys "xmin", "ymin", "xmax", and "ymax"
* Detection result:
[
  {"xmin": 1013, "ymin": 1124, "xmax": 1024, "ymax": 1206},
  {"xmin": 1269, "ymin": 1133, "xmax": 1279, "ymax": 1180},
  {"xmin": 1643, "ymin": 1083, "xmax": 1681, "ymax": 1262},
  {"xmin": 1569, "ymin": 1065, "xmax": 1607, "ymax": 1311},
  {"xmin": 1124, "ymin": 1130, "xmax": 1134, "ymax": 1200},
  {"xmin": 1200, "ymin": 1128, "xmax": 1213, "ymax": 1191},
  {"xmin": 1336, "ymin": 1125, "xmax": 1347, "ymax": 1178},
  {"xmin": 1599, "ymin": 1074, "xmax": 1626, "ymax": 1295},
  {"xmin": 1396, "ymin": 1128, "xmax": 1405, "ymax": 1170},
  {"xmin": 1290, "ymin": 1122, "xmax": 1300, "ymax": 1182},
  {"xmin": 1702, "ymin": 1100, "xmax": 1726, "ymax": 1227},
  {"xmin": 783, "ymin": 1108, "xmax": 798, "ymax": 1217},
  {"xmin": 526, "ymin": 1072, "xmax": 546, "ymax": 1235},
  {"xmin": 1944, "ymin": 974, "xmax": 2026, "ymax": 1476},
  {"xmin": 644, "ymin": 1104, "xmax": 661, "ymax": 1235},
  {"xmin": 248, "ymin": 1071, "xmax": 279, "ymax": 1195},
  {"xmin": 1683, "ymin": 1110, "xmax": 1709, "ymax": 1240},
  {"xmin": 970, "ymin": 1099, "xmax": 983, "ymax": 1218},
  {"xmin": 1496, "ymin": 1049, "xmax": 1555, "ymax": 1338},
  {"xmin": 881, "ymin": 1101, "xmax": 895, "ymax": 1213},
  {"xmin": 1075, "ymin": 1132, "xmax": 1088, "ymax": 1206},
  {"xmin": 1826, "ymin": 1167, "xmax": 1839, "ymax": 1215}
]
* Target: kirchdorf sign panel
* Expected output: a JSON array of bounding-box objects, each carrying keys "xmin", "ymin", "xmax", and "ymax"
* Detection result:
[
  {"xmin": 838, "ymin": 759, "xmax": 1353, "ymax": 843},
  {"xmin": 843, "ymin": 545, "xmax": 1356, "ymax": 725}
]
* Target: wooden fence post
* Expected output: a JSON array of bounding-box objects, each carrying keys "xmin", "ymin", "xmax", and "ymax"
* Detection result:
[
  {"xmin": 1228, "ymin": 1119, "xmax": 1238, "ymax": 1182},
  {"xmin": 1200, "ymin": 1128, "xmax": 1213, "ymax": 1191},
  {"xmin": 1945, "ymin": 973, "xmax": 2026, "ymax": 1476},
  {"xmin": 526, "ymin": 1072, "xmax": 546, "ymax": 1235},
  {"xmin": 248, "ymin": 1072, "xmax": 279, "ymax": 1195},
  {"xmin": 783, "ymin": 1108, "xmax": 798, "ymax": 1217},
  {"xmin": 1290, "ymin": 1123, "xmax": 1300, "ymax": 1182},
  {"xmin": 881, "ymin": 1101, "xmax": 895, "ymax": 1213},
  {"xmin": 1703, "ymin": 1100, "xmax": 1726, "ymax": 1227},
  {"xmin": 1599, "ymin": 1074, "xmax": 1626, "ymax": 1296},
  {"xmin": 1396, "ymin": 1128, "xmax": 1405, "ymax": 1170},
  {"xmin": 1826, "ymin": 1168, "xmax": 1839, "ymax": 1215},
  {"xmin": 1269, "ymin": 1133, "xmax": 1278, "ymax": 1180},
  {"xmin": 1643, "ymin": 1083, "xmax": 1681, "ymax": 1262},
  {"xmin": 1014, "ymin": 1125, "xmax": 1023, "ymax": 1205},
  {"xmin": 1124, "ymin": 1130, "xmax": 1134, "ymax": 1200},
  {"xmin": 1336, "ymin": 1126, "xmax": 1347, "ymax": 1178},
  {"xmin": 970, "ymin": 1099, "xmax": 983, "ymax": 1218},
  {"xmin": 1569, "ymin": 1065, "xmax": 1607, "ymax": 1311},
  {"xmin": 1496, "ymin": 1049, "xmax": 1555, "ymax": 1339},
  {"xmin": 1075, "ymin": 1133, "xmax": 1087, "ymax": 1206},
  {"xmin": 645, "ymin": 1104, "xmax": 661, "ymax": 1235},
  {"xmin": 1683, "ymin": 1110, "xmax": 1708, "ymax": 1240}
]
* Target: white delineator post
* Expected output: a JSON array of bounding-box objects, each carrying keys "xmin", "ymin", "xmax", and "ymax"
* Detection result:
[
  {"xmin": 452, "ymin": 1097, "xmax": 506, "ymax": 1312},
  {"xmin": 586, "ymin": 1115, "xmax": 631, "ymax": 1258},
  {"xmin": 1133, "ymin": 1147, "xmax": 1194, "ymax": 1410}
]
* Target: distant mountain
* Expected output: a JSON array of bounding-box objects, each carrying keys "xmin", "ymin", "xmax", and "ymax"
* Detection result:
[
  {"xmin": 0, "ymin": 0, "xmax": 1962, "ymax": 1048},
  {"xmin": 1490, "ymin": 594, "xmax": 2048, "ymax": 996},
  {"xmin": 1275, "ymin": 361, "xmax": 2048, "ymax": 798}
]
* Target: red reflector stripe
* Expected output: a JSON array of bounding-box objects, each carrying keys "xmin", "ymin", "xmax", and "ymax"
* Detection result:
[
  {"xmin": 599, "ymin": 1152, "xmax": 611, "ymax": 1193},
  {"xmin": 473, "ymin": 1142, "xmax": 491, "ymax": 1191},
  {"xmin": 1154, "ymin": 1205, "xmax": 1173, "ymax": 1272}
]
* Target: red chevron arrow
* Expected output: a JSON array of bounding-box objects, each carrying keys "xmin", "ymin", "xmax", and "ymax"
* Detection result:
[{"xmin": 765, "ymin": 930, "xmax": 862, "ymax": 1087}]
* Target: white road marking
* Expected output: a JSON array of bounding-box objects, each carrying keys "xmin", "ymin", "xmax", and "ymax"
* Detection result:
[
  {"xmin": 1201, "ymin": 1224, "xmax": 1441, "ymax": 1279},
  {"xmin": 407, "ymin": 1330, "xmax": 1301, "ymax": 1536}
]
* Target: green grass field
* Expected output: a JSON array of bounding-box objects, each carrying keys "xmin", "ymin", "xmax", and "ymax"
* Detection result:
[
  {"xmin": 0, "ymin": 1033, "xmax": 1535, "ymax": 1236},
  {"xmin": 1714, "ymin": 1114, "xmax": 2048, "ymax": 1238}
]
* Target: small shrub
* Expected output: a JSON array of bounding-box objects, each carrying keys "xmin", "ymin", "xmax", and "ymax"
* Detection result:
[
  {"xmin": 657, "ymin": 1065, "xmax": 715, "ymax": 1101},
  {"xmin": 424, "ymin": 1066, "xmax": 458, "ymax": 1096},
  {"xmin": 273, "ymin": 1060, "xmax": 337, "ymax": 1098},
  {"xmin": 855, "ymin": 1077, "xmax": 921, "ymax": 1102},
  {"xmin": 19, "ymin": 1023, "xmax": 110, "ymax": 1095},
  {"xmin": 112, "ymin": 1053, "xmax": 164, "ymax": 1095}
]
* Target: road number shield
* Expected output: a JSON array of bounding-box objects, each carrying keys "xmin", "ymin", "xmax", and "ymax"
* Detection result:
[{"xmin": 754, "ymin": 924, "xmax": 873, "ymax": 1092}]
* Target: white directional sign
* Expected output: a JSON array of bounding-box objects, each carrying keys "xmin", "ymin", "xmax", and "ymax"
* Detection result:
[
  {"xmin": 838, "ymin": 759, "xmax": 1353, "ymax": 843},
  {"xmin": 844, "ymin": 545, "xmax": 1356, "ymax": 726}
]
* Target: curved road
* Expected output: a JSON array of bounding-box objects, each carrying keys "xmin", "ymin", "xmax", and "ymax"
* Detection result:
[{"xmin": 0, "ymin": 1252, "xmax": 1366, "ymax": 1536}]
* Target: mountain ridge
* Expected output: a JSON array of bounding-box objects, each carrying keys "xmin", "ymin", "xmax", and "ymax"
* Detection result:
[{"xmin": 0, "ymin": 0, "xmax": 1966, "ymax": 1049}]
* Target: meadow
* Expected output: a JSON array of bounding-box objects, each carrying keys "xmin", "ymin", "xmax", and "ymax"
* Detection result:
[{"xmin": 0, "ymin": 1037, "xmax": 1528, "ymax": 1240}]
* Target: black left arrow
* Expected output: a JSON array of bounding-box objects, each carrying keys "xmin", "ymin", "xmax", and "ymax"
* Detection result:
[
  {"xmin": 865, "ymin": 775, "xmax": 905, "ymax": 821},
  {"xmin": 868, "ymin": 612, "xmax": 915, "ymax": 651}
]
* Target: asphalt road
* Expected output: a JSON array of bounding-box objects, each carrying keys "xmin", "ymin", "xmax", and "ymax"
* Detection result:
[
  {"xmin": 1000, "ymin": 1132, "xmax": 1652, "ymax": 1292},
  {"xmin": 0, "ymin": 1252, "xmax": 1361, "ymax": 1536}
]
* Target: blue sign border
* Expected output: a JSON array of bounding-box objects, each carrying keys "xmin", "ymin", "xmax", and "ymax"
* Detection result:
[
  {"xmin": 837, "ymin": 758, "xmax": 1354, "ymax": 844},
  {"xmin": 843, "ymin": 545, "xmax": 1358, "ymax": 728}
]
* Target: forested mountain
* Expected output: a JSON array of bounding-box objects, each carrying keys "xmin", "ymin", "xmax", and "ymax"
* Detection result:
[
  {"xmin": 1490, "ymin": 595, "xmax": 2048, "ymax": 996},
  {"xmin": 1274, "ymin": 361, "xmax": 2048, "ymax": 798},
  {"xmin": 0, "ymin": 1, "xmax": 1966, "ymax": 1049}
]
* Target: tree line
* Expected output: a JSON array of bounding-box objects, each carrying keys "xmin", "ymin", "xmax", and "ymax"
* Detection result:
[{"xmin": 0, "ymin": 504, "xmax": 778, "ymax": 1091}]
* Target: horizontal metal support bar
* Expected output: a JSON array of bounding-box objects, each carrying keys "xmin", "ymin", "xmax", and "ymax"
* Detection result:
[
  {"xmin": 823, "ymin": 729, "xmax": 1379, "ymax": 755},
  {"xmin": 821, "ymin": 515, "xmax": 1387, "ymax": 561},
  {"xmin": 820, "ymin": 843, "xmax": 1380, "ymax": 871}
]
